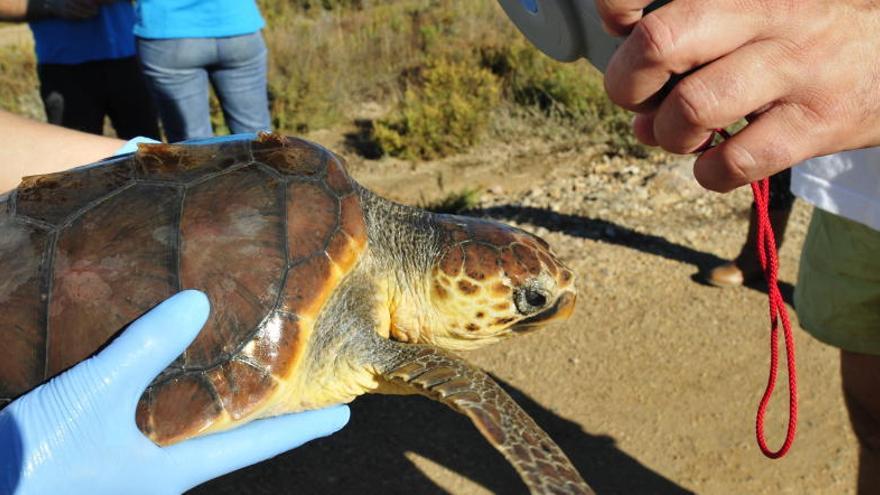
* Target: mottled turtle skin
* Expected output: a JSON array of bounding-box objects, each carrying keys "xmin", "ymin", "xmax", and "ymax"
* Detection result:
[{"xmin": 0, "ymin": 133, "xmax": 591, "ymax": 494}]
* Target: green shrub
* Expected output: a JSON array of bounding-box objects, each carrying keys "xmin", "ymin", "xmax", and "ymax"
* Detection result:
[
  {"xmin": 259, "ymin": 0, "xmax": 511, "ymax": 134},
  {"xmin": 420, "ymin": 187, "xmax": 482, "ymax": 214},
  {"xmin": 480, "ymin": 41, "xmax": 609, "ymax": 122},
  {"xmin": 373, "ymin": 57, "xmax": 500, "ymax": 160},
  {"xmin": 260, "ymin": 2, "xmax": 423, "ymax": 132},
  {"xmin": 480, "ymin": 40, "xmax": 647, "ymax": 157}
]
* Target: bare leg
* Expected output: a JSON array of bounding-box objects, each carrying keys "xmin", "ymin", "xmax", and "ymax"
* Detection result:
[
  {"xmin": 378, "ymin": 344, "xmax": 593, "ymax": 495},
  {"xmin": 841, "ymin": 350, "xmax": 880, "ymax": 494}
]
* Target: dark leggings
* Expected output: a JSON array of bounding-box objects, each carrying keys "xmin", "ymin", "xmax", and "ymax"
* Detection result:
[{"xmin": 37, "ymin": 57, "xmax": 160, "ymax": 140}]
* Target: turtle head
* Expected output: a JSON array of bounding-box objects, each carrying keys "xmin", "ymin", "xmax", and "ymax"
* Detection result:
[{"xmin": 415, "ymin": 216, "xmax": 576, "ymax": 350}]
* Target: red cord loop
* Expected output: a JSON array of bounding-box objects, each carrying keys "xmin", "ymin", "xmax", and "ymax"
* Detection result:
[{"xmin": 711, "ymin": 129, "xmax": 798, "ymax": 458}]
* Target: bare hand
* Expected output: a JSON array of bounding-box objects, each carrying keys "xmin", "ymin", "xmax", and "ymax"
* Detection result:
[{"xmin": 597, "ymin": 0, "xmax": 880, "ymax": 192}]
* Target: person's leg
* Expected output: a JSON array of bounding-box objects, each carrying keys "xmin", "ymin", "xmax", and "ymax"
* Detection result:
[
  {"xmin": 136, "ymin": 37, "xmax": 214, "ymax": 142},
  {"xmin": 209, "ymin": 32, "xmax": 271, "ymax": 135},
  {"xmin": 36, "ymin": 63, "xmax": 105, "ymax": 135},
  {"xmin": 796, "ymin": 208, "xmax": 880, "ymax": 494},
  {"xmin": 841, "ymin": 350, "xmax": 880, "ymax": 494},
  {"xmin": 705, "ymin": 168, "xmax": 794, "ymax": 287},
  {"xmin": 103, "ymin": 57, "xmax": 161, "ymax": 140}
]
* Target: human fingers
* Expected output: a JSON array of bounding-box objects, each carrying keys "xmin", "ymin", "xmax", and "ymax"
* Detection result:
[
  {"xmin": 693, "ymin": 104, "xmax": 822, "ymax": 192},
  {"xmin": 604, "ymin": 0, "xmax": 763, "ymax": 112},
  {"xmin": 632, "ymin": 112, "xmax": 658, "ymax": 146},
  {"xmin": 165, "ymin": 406, "xmax": 351, "ymax": 490},
  {"xmin": 651, "ymin": 40, "xmax": 791, "ymax": 154},
  {"xmin": 91, "ymin": 290, "xmax": 210, "ymax": 404},
  {"xmin": 595, "ymin": 0, "xmax": 655, "ymax": 36}
]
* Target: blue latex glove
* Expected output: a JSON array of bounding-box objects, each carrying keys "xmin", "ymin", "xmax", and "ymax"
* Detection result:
[{"xmin": 0, "ymin": 290, "xmax": 350, "ymax": 494}]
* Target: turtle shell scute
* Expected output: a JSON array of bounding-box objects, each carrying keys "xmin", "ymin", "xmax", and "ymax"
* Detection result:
[
  {"xmin": 239, "ymin": 311, "xmax": 303, "ymax": 377},
  {"xmin": 0, "ymin": 213, "xmax": 49, "ymax": 397},
  {"xmin": 253, "ymin": 133, "xmax": 327, "ymax": 178},
  {"xmin": 206, "ymin": 359, "xmax": 276, "ymax": 421},
  {"xmin": 338, "ymin": 194, "xmax": 367, "ymax": 246},
  {"xmin": 134, "ymin": 140, "xmax": 252, "ymax": 183},
  {"xmin": 15, "ymin": 159, "xmax": 133, "ymax": 225},
  {"xmin": 137, "ymin": 374, "xmax": 222, "ymax": 445},
  {"xmin": 282, "ymin": 254, "xmax": 334, "ymax": 316},
  {"xmin": 324, "ymin": 153, "xmax": 355, "ymax": 196},
  {"xmin": 286, "ymin": 181, "xmax": 339, "ymax": 261}
]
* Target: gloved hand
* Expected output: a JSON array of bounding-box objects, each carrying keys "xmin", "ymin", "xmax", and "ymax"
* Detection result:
[{"xmin": 0, "ymin": 290, "xmax": 350, "ymax": 495}]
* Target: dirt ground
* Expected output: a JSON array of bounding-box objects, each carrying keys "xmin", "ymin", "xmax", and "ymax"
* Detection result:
[{"xmin": 191, "ymin": 124, "xmax": 856, "ymax": 495}]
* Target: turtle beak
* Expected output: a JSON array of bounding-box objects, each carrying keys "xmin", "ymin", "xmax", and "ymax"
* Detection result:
[{"xmin": 512, "ymin": 291, "xmax": 576, "ymax": 332}]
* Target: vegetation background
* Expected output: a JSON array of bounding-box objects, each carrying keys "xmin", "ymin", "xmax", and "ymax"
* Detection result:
[{"xmin": 0, "ymin": 0, "xmax": 643, "ymax": 164}]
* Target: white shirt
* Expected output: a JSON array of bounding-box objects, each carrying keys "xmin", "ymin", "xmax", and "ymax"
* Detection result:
[{"xmin": 791, "ymin": 149, "xmax": 880, "ymax": 231}]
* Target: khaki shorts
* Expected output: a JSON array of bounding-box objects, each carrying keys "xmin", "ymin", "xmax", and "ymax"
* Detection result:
[{"xmin": 795, "ymin": 208, "xmax": 880, "ymax": 355}]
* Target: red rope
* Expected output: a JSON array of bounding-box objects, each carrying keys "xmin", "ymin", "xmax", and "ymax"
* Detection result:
[{"xmin": 711, "ymin": 128, "xmax": 798, "ymax": 458}]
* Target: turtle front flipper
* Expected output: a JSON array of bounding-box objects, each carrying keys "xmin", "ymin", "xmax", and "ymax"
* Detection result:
[{"xmin": 377, "ymin": 343, "xmax": 594, "ymax": 495}]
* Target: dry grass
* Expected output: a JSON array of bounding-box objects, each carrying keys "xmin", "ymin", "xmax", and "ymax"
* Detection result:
[
  {"xmin": 0, "ymin": 42, "xmax": 40, "ymax": 119},
  {"xmin": 261, "ymin": 0, "xmax": 513, "ymax": 132}
]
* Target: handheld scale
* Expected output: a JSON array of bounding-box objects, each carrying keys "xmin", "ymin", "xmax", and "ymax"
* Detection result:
[
  {"xmin": 496, "ymin": 0, "xmax": 800, "ymax": 460},
  {"xmin": 496, "ymin": 0, "xmax": 672, "ymax": 69}
]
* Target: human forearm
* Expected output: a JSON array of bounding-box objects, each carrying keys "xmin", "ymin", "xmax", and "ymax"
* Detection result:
[
  {"xmin": 0, "ymin": 110, "xmax": 124, "ymax": 192},
  {"xmin": 0, "ymin": 0, "xmax": 28, "ymax": 20}
]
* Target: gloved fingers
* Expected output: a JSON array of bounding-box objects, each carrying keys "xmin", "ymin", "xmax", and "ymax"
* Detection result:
[
  {"xmin": 114, "ymin": 136, "xmax": 160, "ymax": 156},
  {"xmin": 164, "ymin": 405, "xmax": 350, "ymax": 490},
  {"xmin": 91, "ymin": 290, "xmax": 210, "ymax": 403}
]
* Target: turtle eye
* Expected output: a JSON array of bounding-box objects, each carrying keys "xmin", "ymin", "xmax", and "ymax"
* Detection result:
[{"xmin": 514, "ymin": 287, "xmax": 548, "ymax": 315}]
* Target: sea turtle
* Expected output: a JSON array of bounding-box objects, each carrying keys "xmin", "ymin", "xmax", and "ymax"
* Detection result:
[{"xmin": 0, "ymin": 133, "xmax": 592, "ymax": 494}]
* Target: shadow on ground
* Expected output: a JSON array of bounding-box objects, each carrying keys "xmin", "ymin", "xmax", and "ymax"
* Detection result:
[
  {"xmin": 191, "ymin": 375, "xmax": 692, "ymax": 495},
  {"xmin": 473, "ymin": 205, "xmax": 794, "ymax": 305},
  {"xmin": 343, "ymin": 119, "xmax": 383, "ymax": 160}
]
